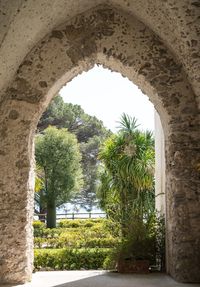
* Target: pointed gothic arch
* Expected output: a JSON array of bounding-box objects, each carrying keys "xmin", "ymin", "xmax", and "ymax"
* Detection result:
[{"xmin": 0, "ymin": 4, "xmax": 199, "ymax": 284}]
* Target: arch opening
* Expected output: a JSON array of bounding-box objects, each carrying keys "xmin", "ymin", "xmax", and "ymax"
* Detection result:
[{"xmin": 34, "ymin": 63, "xmax": 163, "ymax": 275}]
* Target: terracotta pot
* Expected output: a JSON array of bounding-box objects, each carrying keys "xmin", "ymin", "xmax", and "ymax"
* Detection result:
[{"xmin": 117, "ymin": 258, "xmax": 150, "ymax": 273}]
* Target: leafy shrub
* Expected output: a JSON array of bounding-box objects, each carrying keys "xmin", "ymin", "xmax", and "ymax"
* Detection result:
[
  {"xmin": 59, "ymin": 220, "xmax": 80, "ymax": 228},
  {"xmin": 83, "ymin": 221, "xmax": 94, "ymax": 228},
  {"xmin": 34, "ymin": 233, "xmax": 119, "ymax": 249},
  {"xmin": 33, "ymin": 218, "xmax": 119, "ymax": 270},
  {"xmin": 83, "ymin": 237, "xmax": 119, "ymax": 248},
  {"xmin": 57, "ymin": 218, "xmax": 105, "ymax": 229},
  {"xmin": 34, "ymin": 237, "xmax": 60, "ymax": 249},
  {"xmin": 102, "ymin": 219, "xmax": 121, "ymax": 238},
  {"xmin": 34, "ymin": 248, "xmax": 111, "ymax": 270},
  {"xmin": 103, "ymin": 251, "xmax": 118, "ymax": 270},
  {"xmin": 33, "ymin": 220, "xmax": 45, "ymax": 229},
  {"xmin": 34, "ymin": 237, "xmax": 45, "ymax": 249},
  {"xmin": 36, "ymin": 228, "xmax": 60, "ymax": 238},
  {"xmin": 33, "ymin": 220, "xmax": 46, "ymax": 237}
]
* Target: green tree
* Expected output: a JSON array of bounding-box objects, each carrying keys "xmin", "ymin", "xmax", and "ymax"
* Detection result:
[
  {"xmin": 35, "ymin": 126, "xmax": 83, "ymax": 228},
  {"xmin": 98, "ymin": 113, "xmax": 155, "ymax": 236},
  {"xmin": 37, "ymin": 95, "xmax": 110, "ymax": 210},
  {"xmin": 37, "ymin": 95, "xmax": 109, "ymax": 143},
  {"xmin": 71, "ymin": 136, "xmax": 102, "ymax": 211},
  {"xmin": 38, "ymin": 96, "xmax": 85, "ymax": 135}
]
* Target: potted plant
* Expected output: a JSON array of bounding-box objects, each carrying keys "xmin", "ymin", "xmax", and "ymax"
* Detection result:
[{"xmin": 116, "ymin": 219, "xmax": 156, "ymax": 273}]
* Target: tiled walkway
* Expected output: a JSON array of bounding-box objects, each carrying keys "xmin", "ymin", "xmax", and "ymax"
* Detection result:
[{"xmin": 2, "ymin": 271, "xmax": 200, "ymax": 287}]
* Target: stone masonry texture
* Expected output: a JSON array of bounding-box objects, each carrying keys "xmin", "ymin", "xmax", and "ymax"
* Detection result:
[{"xmin": 0, "ymin": 0, "xmax": 199, "ymax": 284}]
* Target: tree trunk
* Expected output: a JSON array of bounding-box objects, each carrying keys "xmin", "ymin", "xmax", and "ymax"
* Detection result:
[
  {"xmin": 47, "ymin": 200, "xmax": 56, "ymax": 228},
  {"xmin": 38, "ymin": 189, "xmax": 46, "ymax": 223}
]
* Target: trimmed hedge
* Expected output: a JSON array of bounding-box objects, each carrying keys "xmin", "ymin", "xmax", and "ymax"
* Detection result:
[
  {"xmin": 57, "ymin": 219, "xmax": 104, "ymax": 228},
  {"xmin": 33, "ymin": 219, "xmax": 118, "ymax": 270},
  {"xmin": 34, "ymin": 248, "xmax": 111, "ymax": 270},
  {"xmin": 34, "ymin": 236, "xmax": 119, "ymax": 249},
  {"xmin": 34, "ymin": 227, "xmax": 62, "ymax": 238},
  {"xmin": 33, "ymin": 218, "xmax": 118, "ymax": 249}
]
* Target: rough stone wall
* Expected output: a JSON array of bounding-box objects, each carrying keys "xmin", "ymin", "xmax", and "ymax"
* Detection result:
[
  {"xmin": 0, "ymin": 3, "xmax": 199, "ymax": 284},
  {"xmin": 0, "ymin": 99, "xmax": 36, "ymax": 283},
  {"xmin": 165, "ymin": 115, "xmax": 200, "ymax": 282},
  {"xmin": 1, "ymin": 1, "xmax": 199, "ymax": 106},
  {"xmin": 111, "ymin": 0, "xmax": 200, "ymax": 109}
]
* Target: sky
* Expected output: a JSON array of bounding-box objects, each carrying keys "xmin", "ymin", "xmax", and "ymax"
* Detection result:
[{"xmin": 60, "ymin": 65, "xmax": 154, "ymax": 133}]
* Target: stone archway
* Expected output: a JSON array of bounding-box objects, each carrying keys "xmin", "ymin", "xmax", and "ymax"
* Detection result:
[{"xmin": 0, "ymin": 4, "xmax": 199, "ymax": 284}]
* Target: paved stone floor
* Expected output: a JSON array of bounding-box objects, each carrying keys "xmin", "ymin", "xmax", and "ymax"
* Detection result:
[{"xmin": 2, "ymin": 271, "xmax": 200, "ymax": 287}]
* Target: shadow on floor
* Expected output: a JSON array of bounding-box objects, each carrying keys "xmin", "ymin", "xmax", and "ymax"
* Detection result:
[
  {"xmin": 51, "ymin": 272, "xmax": 200, "ymax": 287},
  {"xmin": 1, "ymin": 272, "xmax": 200, "ymax": 287}
]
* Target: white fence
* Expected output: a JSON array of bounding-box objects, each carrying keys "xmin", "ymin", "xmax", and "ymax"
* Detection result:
[{"xmin": 34, "ymin": 212, "xmax": 106, "ymax": 222}]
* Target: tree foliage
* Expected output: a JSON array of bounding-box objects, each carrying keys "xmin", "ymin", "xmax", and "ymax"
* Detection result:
[
  {"xmin": 73, "ymin": 136, "xmax": 102, "ymax": 211},
  {"xmin": 35, "ymin": 126, "xmax": 83, "ymax": 228},
  {"xmin": 38, "ymin": 95, "xmax": 110, "ymax": 143},
  {"xmin": 37, "ymin": 95, "xmax": 110, "ymax": 210},
  {"xmin": 98, "ymin": 113, "xmax": 155, "ymax": 236}
]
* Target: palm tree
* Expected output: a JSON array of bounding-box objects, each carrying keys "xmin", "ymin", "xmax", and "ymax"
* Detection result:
[{"xmin": 98, "ymin": 113, "xmax": 155, "ymax": 236}]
